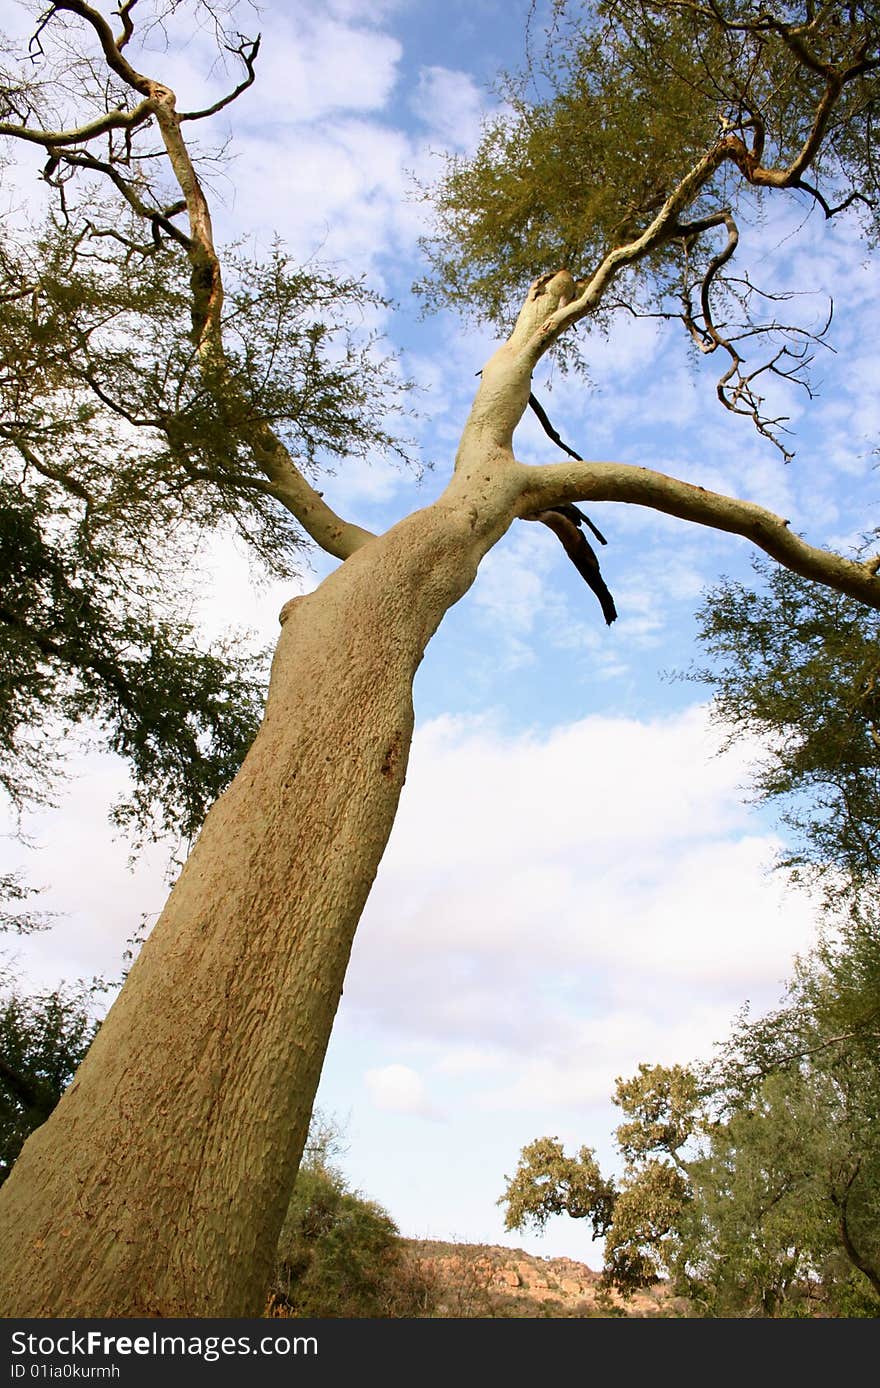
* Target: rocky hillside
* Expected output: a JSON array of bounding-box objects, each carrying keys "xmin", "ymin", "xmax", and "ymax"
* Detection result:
[{"xmin": 403, "ymin": 1240, "xmax": 681, "ymax": 1318}]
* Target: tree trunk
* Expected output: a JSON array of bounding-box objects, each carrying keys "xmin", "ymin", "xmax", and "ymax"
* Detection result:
[{"xmin": 0, "ymin": 483, "xmax": 513, "ymax": 1316}]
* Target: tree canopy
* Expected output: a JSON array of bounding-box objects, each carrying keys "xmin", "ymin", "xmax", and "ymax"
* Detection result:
[
  {"xmin": 421, "ymin": 0, "xmax": 880, "ymax": 457},
  {"xmin": 0, "ymin": 4, "xmax": 412, "ymax": 846}
]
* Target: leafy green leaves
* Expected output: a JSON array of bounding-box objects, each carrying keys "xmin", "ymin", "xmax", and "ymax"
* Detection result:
[
  {"xmin": 0, "ymin": 465, "xmax": 268, "ymax": 842},
  {"xmin": 499, "ymin": 1133, "xmax": 617, "ymax": 1236},
  {"xmin": 419, "ymin": 1, "xmax": 880, "ymax": 384},
  {"xmin": 691, "ymin": 556, "xmax": 880, "ymax": 904},
  {"xmin": 0, "ymin": 199, "xmax": 414, "ymax": 840},
  {"xmin": 501, "ymin": 914, "xmax": 880, "ymax": 1314},
  {"xmin": 0, "ymin": 971, "xmax": 100, "ymax": 1184}
]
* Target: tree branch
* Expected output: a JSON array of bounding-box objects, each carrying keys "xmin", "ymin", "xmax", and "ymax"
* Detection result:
[
  {"xmin": 38, "ymin": 1, "xmax": 152, "ymax": 95},
  {"xmin": 0, "ymin": 98, "xmax": 153, "ymax": 148},
  {"xmin": 533, "ymin": 141, "xmax": 737, "ymax": 355},
  {"xmin": 115, "ymin": 0, "xmax": 138, "ymax": 51},
  {"xmin": 179, "ymin": 36, "xmax": 261, "ymax": 122},
  {"xmin": 52, "ymin": 149, "xmax": 193, "ymax": 249},
  {"xmin": 830, "ymin": 1159, "xmax": 880, "ymax": 1297},
  {"xmin": 514, "ymin": 458, "xmax": 880, "ymax": 610},
  {"xmin": 20, "ymin": 2, "xmax": 370, "ymax": 564}
]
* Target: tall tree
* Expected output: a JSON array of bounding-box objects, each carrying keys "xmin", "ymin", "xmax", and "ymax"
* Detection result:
[{"xmin": 0, "ymin": 0, "xmax": 879, "ymax": 1315}]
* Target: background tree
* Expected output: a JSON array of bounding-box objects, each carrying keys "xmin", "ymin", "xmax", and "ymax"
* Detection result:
[
  {"xmin": 501, "ymin": 929, "xmax": 880, "ymax": 1316},
  {"xmin": 499, "ymin": 1064, "xmax": 700, "ymax": 1294},
  {"xmin": 689, "ymin": 558, "xmax": 880, "ymax": 910},
  {"xmin": 499, "ymin": 1134, "xmax": 617, "ymax": 1237},
  {"xmin": 702, "ymin": 914, "xmax": 880, "ymax": 1314},
  {"xmin": 0, "ymin": 0, "xmax": 878, "ymax": 1316},
  {"xmin": 0, "ymin": 967, "xmax": 100, "ymax": 1185}
]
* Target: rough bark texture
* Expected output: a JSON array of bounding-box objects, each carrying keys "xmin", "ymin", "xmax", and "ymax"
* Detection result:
[{"xmin": 0, "ymin": 489, "xmax": 512, "ymax": 1316}]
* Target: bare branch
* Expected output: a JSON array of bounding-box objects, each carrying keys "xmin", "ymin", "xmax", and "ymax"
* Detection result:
[
  {"xmin": 37, "ymin": 1, "xmax": 152, "ymax": 96},
  {"xmin": 0, "ymin": 98, "xmax": 153, "ymax": 148},
  {"xmin": 515, "ymin": 458, "xmax": 880, "ymax": 611},
  {"xmin": 794, "ymin": 177, "xmax": 875, "ymax": 220},
  {"xmin": 51, "ymin": 148, "xmax": 194, "ymax": 249},
  {"xmin": 179, "ymin": 35, "xmax": 261, "ymax": 122},
  {"xmin": 245, "ymin": 433, "xmax": 375, "ymax": 561},
  {"xmin": 116, "ymin": 0, "xmax": 138, "ymax": 51}
]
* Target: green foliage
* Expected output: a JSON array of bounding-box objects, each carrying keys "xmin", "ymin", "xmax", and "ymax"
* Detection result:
[
  {"xmin": 699, "ymin": 912, "xmax": 880, "ymax": 1315},
  {"xmin": 691, "ymin": 557, "xmax": 880, "ymax": 906},
  {"xmin": 0, "ymin": 186, "xmax": 411, "ymax": 840},
  {"xmin": 420, "ymin": 0, "xmax": 719, "ymax": 322},
  {"xmin": 0, "ymin": 970, "xmax": 100, "ymax": 1184},
  {"xmin": 503, "ymin": 923, "xmax": 880, "ymax": 1315},
  {"xmin": 669, "ymin": 1018, "xmax": 880, "ymax": 1318},
  {"xmin": 420, "ymin": 2, "xmax": 880, "ymax": 385},
  {"xmin": 0, "ymin": 871, "xmax": 51, "ymax": 934},
  {"xmin": 0, "ymin": 465, "xmax": 269, "ymax": 842},
  {"xmin": 603, "ymin": 1157, "xmax": 690, "ymax": 1290},
  {"xmin": 499, "ymin": 1134, "xmax": 616, "ymax": 1235},
  {"xmin": 0, "ymin": 2, "xmax": 416, "ymax": 846},
  {"xmin": 614, "ymin": 1062, "xmax": 702, "ymax": 1161},
  {"xmin": 272, "ymin": 1120, "xmax": 435, "ymax": 1318}
]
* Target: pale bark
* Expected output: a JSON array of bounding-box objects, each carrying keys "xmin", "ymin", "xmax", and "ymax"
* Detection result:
[
  {"xmin": 516, "ymin": 457, "xmax": 880, "ymax": 611},
  {"xmin": 1, "ymin": 259, "xmax": 877, "ymax": 1315},
  {"xmin": 0, "ymin": 487, "xmax": 515, "ymax": 1316}
]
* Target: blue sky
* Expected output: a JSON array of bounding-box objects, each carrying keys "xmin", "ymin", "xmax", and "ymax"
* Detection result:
[{"xmin": 1, "ymin": 0, "xmax": 878, "ymax": 1268}]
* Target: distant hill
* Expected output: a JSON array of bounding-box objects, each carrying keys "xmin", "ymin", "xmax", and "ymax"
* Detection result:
[{"xmin": 402, "ymin": 1240, "xmax": 682, "ymax": 1318}]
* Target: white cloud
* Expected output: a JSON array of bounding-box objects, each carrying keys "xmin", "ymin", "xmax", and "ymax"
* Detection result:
[
  {"xmin": 336, "ymin": 704, "xmax": 816, "ymax": 1114},
  {"xmin": 410, "ymin": 66, "xmax": 488, "ymax": 153},
  {"xmin": 145, "ymin": 11, "xmax": 403, "ymax": 129},
  {"xmin": 0, "ymin": 749, "xmax": 173, "ymax": 991},
  {"xmin": 364, "ymin": 1063, "xmax": 443, "ymax": 1119},
  {"xmin": 480, "ymin": 998, "xmax": 742, "ymax": 1110}
]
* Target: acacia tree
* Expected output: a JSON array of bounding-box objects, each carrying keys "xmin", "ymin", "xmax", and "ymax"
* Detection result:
[
  {"xmin": 502, "ymin": 1036, "xmax": 880, "ymax": 1315},
  {"xmin": 0, "ymin": 0, "xmax": 879, "ymax": 1316}
]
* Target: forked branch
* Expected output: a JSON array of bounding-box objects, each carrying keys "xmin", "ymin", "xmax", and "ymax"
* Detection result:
[{"xmin": 0, "ymin": 0, "xmax": 372, "ymax": 563}]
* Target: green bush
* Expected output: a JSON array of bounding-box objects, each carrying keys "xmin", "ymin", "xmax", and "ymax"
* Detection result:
[{"xmin": 271, "ymin": 1160, "xmax": 437, "ymax": 1317}]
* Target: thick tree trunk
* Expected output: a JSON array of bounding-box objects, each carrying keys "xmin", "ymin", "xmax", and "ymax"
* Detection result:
[{"xmin": 0, "ymin": 484, "xmax": 513, "ymax": 1316}]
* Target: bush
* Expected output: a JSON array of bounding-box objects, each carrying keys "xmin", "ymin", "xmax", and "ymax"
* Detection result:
[{"xmin": 270, "ymin": 1161, "xmax": 437, "ymax": 1317}]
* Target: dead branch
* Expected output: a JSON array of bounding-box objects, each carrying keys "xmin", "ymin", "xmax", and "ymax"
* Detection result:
[{"xmin": 515, "ymin": 455, "xmax": 880, "ymax": 611}]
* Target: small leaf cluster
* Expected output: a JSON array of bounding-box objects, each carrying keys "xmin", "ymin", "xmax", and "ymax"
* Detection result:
[{"xmin": 0, "ymin": 968, "xmax": 102, "ymax": 1185}]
